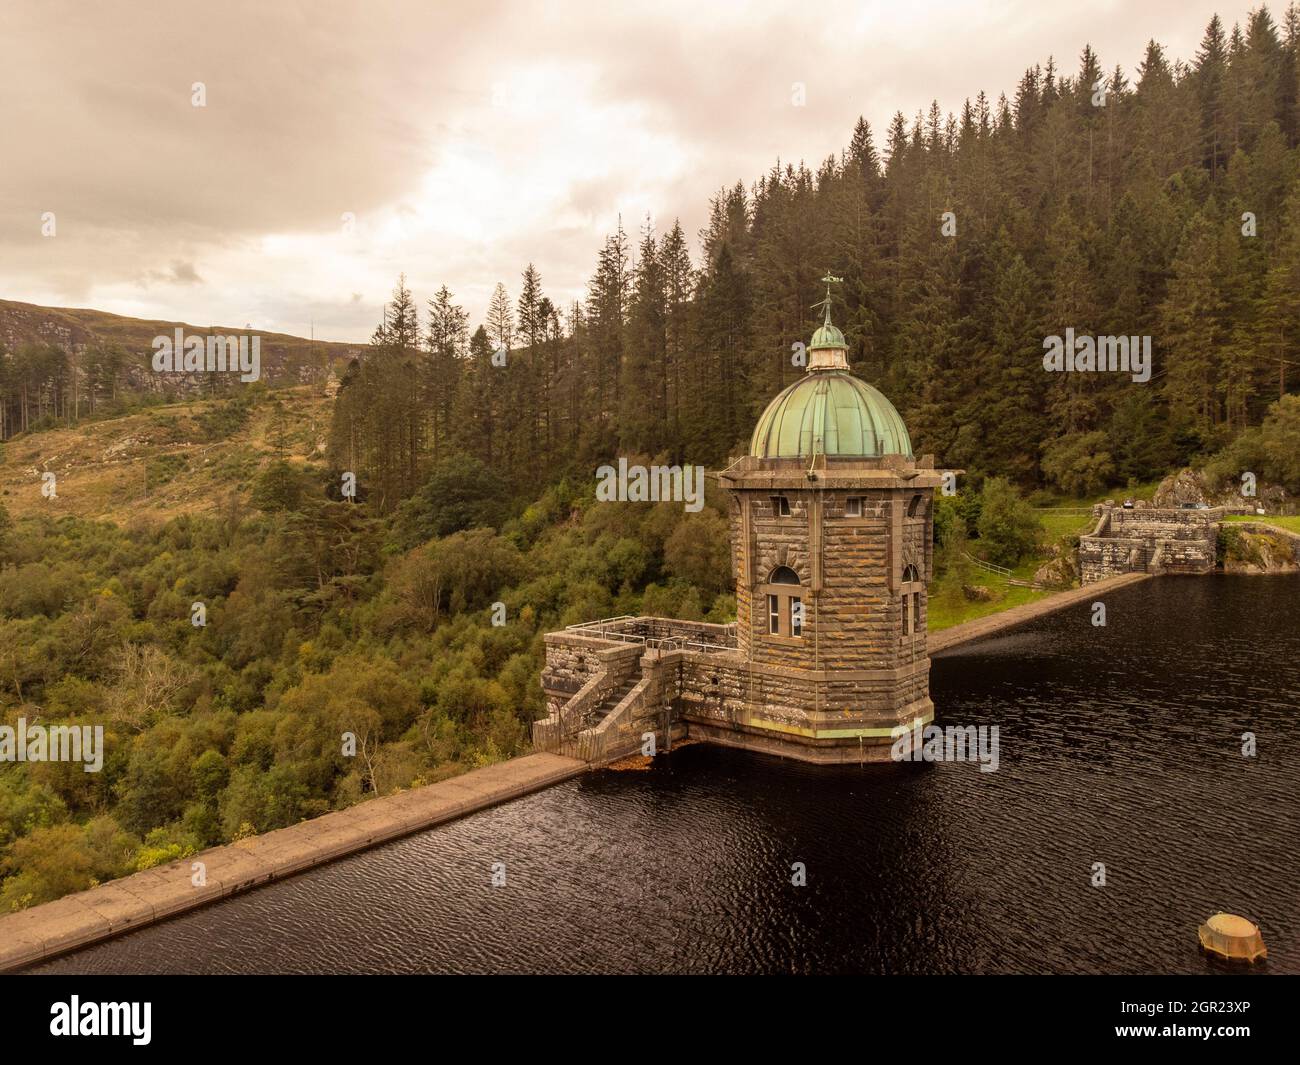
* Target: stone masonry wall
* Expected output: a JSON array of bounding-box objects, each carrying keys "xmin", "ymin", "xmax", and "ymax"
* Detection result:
[
  {"xmin": 733, "ymin": 487, "xmax": 932, "ymax": 672},
  {"xmin": 540, "ymin": 635, "xmax": 641, "ymax": 715},
  {"xmin": 1080, "ymin": 506, "xmax": 1220, "ymax": 583},
  {"xmin": 674, "ymin": 650, "xmax": 931, "ymax": 751}
]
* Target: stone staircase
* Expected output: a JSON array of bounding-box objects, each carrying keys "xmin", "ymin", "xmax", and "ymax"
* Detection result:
[
  {"xmin": 576, "ymin": 674, "xmax": 656, "ymax": 763},
  {"xmin": 533, "ymin": 647, "xmax": 675, "ymax": 765},
  {"xmin": 579, "ymin": 675, "xmax": 641, "ymax": 731}
]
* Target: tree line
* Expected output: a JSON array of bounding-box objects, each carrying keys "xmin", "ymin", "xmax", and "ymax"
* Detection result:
[
  {"xmin": 332, "ymin": 6, "xmax": 1300, "ymax": 509},
  {"xmin": 0, "ymin": 342, "xmax": 132, "ymax": 438}
]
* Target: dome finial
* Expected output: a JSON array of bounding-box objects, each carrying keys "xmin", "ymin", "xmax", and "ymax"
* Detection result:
[
  {"xmin": 808, "ymin": 271, "xmax": 848, "ymax": 371},
  {"xmin": 815, "ymin": 270, "xmax": 842, "ymax": 328}
]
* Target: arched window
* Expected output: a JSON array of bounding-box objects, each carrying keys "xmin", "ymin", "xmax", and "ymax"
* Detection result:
[
  {"xmin": 765, "ymin": 566, "xmax": 803, "ymax": 638},
  {"xmin": 901, "ymin": 564, "xmax": 922, "ymax": 636}
]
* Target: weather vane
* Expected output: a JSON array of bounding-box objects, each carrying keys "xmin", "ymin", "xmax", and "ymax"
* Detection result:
[{"xmin": 813, "ymin": 271, "xmax": 843, "ymax": 320}]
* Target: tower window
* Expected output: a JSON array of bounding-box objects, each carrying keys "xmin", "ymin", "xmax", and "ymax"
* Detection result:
[
  {"xmin": 902, "ymin": 593, "xmax": 913, "ymax": 635},
  {"xmin": 913, "ymin": 591, "xmax": 921, "ymax": 632},
  {"xmin": 907, "ymin": 494, "xmax": 923, "ymax": 518},
  {"xmin": 902, "ymin": 563, "xmax": 921, "ymax": 584},
  {"xmin": 765, "ymin": 566, "xmax": 803, "ymax": 638},
  {"xmin": 845, "ymin": 497, "xmax": 863, "ymax": 517},
  {"xmin": 771, "ymin": 495, "xmax": 791, "ymax": 516}
]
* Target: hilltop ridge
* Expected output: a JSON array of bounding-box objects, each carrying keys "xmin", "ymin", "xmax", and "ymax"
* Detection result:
[{"xmin": 0, "ymin": 298, "xmax": 359, "ymax": 390}]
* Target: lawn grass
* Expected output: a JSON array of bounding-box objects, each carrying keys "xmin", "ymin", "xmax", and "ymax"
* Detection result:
[
  {"xmin": 927, "ymin": 565, "xmax": 1051, "ymax": 631},
  {"xmin": 1224, "ymin": 513, "xmax": 1300, "ymax": 534},
  {"xmin": 1037, "ymin": 509, "xmax": 1095, "ymax": 540}
]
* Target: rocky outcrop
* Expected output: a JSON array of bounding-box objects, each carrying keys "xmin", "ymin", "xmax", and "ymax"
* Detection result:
[
  {"xmin": 1153, "ymin": 466, "xmax": 1290, "ymax": 513},
  {"xmin": 1152, "ymin": 467, "xmax": 1210, "ymax": 507},
  {"xmin": 1220, "ymin": 524, "xmax": 1300, "ymax": 574},
  {"xmin": 1033, "ymin": 543, "xmax": 1080, "ymax": 589}
]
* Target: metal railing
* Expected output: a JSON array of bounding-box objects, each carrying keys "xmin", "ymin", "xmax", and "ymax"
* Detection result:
[
  {"xmin": 564, "ymin": 615, "xmax": 636, "ymax": 632},
  {"xmin": 962, "ymin": 551, "xmax": 1012, "ymax": 577},
  {"xmin": 560, "ymin": 618, "xmax": 737, "ymax": 654}
]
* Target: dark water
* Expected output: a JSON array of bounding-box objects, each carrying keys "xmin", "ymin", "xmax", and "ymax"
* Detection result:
[{"xmin": 31, "ymin": 575, "xmax": 1300, "ymax": 974}]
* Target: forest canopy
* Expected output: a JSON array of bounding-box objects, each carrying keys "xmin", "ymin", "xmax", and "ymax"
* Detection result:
[{"xmin": 328, "ymin": 6, "xmax": 1300, "ymax": 511}]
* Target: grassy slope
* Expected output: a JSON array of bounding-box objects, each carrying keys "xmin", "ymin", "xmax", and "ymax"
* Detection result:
[
  {"xmin": 1224, "ymin": 513, "xmax": 1300, "ymax": 533},
  {"xmin": 926, "ymin": 496, "xmax": 1110, "ymax": 632},
  {"xmin": 0, "ymin": 386, "xmax": 332, "ymax": 524},
  {"xmin": 927, "ymin": 574, "xmax": 1048, "ymax": 630}
]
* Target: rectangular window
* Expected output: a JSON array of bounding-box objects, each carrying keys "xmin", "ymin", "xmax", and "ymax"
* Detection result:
[
  {"xmin": 790, "ymin": 596, "xmax": 803, "ymax": 637},
  {"xmin": 902, "ymin": 594, "xmax": 912, "ymax": 636},
  {"xmin": 768, "ymin": 594, "xmax": 780, "ymax": 635},
  {"xmin": 845, "ymin": 497, "xmax": 862, "ymax": 517},
  {"xmin": 770, "ymin": 495, "xmax": 790, "ymax": 517},
  {"xmin": 913, "ymin": 592, "xmax": 921, "ymax": 633}
]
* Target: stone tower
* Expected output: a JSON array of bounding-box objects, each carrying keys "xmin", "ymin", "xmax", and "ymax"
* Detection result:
[{"xmin": 714, "ymin": 283, "xmax": 943, "ymax": 761}]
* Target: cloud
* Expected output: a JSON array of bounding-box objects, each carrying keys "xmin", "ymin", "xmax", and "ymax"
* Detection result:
[
  {"xmin": 0, "ymin": 0, "xmax": 1238, "ymax": 342},
  {"xmin": 165, "ymin": 261, "xmax": 203, "ymax": 286}
]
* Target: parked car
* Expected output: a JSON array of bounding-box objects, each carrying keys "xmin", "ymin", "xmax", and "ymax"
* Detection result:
[{"xmin": 1122, "ymin": 498, "xmax": 1135, "ymax": 509}]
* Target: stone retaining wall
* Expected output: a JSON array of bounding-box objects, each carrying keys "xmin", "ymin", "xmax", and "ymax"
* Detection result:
[{"xmin": 1080, "ymin": 506, "xmax": 1220, "ymax": 582}]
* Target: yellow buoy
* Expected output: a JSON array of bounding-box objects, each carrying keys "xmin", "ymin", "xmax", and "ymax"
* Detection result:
[{"xmin": 1198, "ymin": 912, "xmax": 1267, "ymax": 964}]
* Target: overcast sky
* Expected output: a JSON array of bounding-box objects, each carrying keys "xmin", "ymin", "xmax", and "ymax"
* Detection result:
[{"xmin": 0, "ymin": 0, "xmax": 1250, "ymax": 342}]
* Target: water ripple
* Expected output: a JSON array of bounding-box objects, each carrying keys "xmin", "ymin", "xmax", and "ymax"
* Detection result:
[{"xmin": 31, "ymin": 574, "xmax": 1300, "ymax": 975}]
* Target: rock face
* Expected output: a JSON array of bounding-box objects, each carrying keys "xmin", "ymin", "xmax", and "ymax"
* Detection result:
[
  {"xmin": 1220, "ymin": 524, "xmax": 1300, "ymax": 573},
  {"xmin": 1153, "ymin": 466, "xmax": 1289, "ymax": 512},
  {"xmin": 1152, "ymin": 467, "xmax": 1209, "ymax": 507},
  {"xmin": 1033, "ymin": 548, "xmax": 1079, "ymax": 589}
]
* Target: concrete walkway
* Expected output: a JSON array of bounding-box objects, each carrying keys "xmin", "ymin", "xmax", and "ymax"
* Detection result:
[
  {"xmin": 929, "ymin": 572, "xmax": 1151, "ymax": 655},
  {"xmin": 0, "ymin": 751, "xmax": 585, "ymax": 972}
]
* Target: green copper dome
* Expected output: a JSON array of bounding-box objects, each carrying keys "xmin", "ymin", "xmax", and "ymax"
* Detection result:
[
  {"xmin": 809, "ymin": 321, "xmax": 847, "ymax": 349},
  {"xmin": 750, "ymin": 371, "xmax": 913, "ymax": 459}
]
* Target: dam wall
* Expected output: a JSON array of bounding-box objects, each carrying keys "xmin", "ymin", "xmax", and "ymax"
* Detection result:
[{"xmin": 1079, "ymin": 506, "xmax": 1221, "ymax": 583}]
